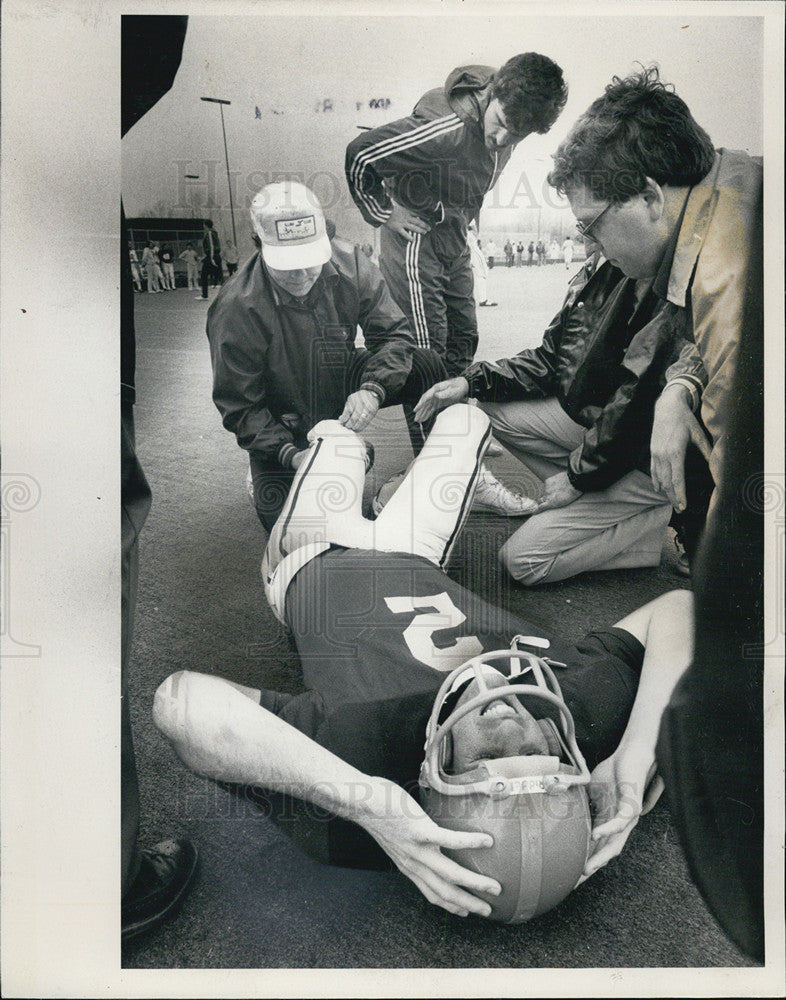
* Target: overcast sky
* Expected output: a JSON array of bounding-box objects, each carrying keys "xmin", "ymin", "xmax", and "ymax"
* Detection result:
[{"xmin": 122, "ymin": 10, "xmax": 764, "ymax": 251}]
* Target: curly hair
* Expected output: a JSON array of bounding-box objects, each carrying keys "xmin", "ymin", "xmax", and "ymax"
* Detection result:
[
  {"xmin": 547, "ymin": 66, "xmax": 715, "ymax": 203},
  {"xmin": 492, "ymin": 53, "xmax": 568, "ymax": 136}
]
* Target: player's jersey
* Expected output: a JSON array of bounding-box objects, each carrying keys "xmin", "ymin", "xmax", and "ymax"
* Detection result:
[
  {"xmin": 284, "ymin": 547, "xmax": 552, "ymax": 714},
  {"xmin": 259, "ymin": 550, "xmax": 646, "ymax": 869}
]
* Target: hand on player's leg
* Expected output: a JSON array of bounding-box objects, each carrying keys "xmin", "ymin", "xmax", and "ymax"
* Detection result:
[{"xmin": 412, "ymin": 377, "xmax": 470, "ymax": 423}]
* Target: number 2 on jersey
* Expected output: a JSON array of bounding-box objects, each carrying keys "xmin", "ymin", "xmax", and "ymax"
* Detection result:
[{"xmin": 384, "ymin": 592, "xmax": 483, "ymax": 671}]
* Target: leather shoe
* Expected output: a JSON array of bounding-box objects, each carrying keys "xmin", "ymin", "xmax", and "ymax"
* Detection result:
[{"xmin": 122, "ymin": 838, "xmax": 198, "ymax": 942}]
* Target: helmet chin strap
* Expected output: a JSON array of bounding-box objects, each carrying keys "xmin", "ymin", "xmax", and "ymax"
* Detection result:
[{"xmin": 537, "ymin": 717, "xmax": 565, "ymax": 759}]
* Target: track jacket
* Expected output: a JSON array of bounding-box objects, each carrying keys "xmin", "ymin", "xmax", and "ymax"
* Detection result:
[
  {"xmin": 345, "ymin": 65, "xmax": 511, "ymax": 253},
  {"xmin": 207, "ymin": 241, "xmax": 415, "ymax": 468},
  {"xmin": 463, "ymin": 257, "xmax": 690, "ymax": 492}
]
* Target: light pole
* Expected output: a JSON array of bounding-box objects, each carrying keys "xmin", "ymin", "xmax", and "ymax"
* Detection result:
[
  {"xmin": 184, "ymin": 174, "xmax": 199, "ymax": 219},
  {"xmin": 200, "ymin": 96, "xmax": 237, "ymax": 247}
]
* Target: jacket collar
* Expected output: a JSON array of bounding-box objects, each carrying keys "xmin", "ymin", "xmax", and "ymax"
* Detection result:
[
  {"xmin": 445, "ymin": 64, "xmax": 495, "ymax": 132},
  {"xmin": 653, "ymin": 151, "xmax": 723, "ymax": 307},
  {"xmin": 262, "ymin": 256, "xmax": 338, "ymax": 307}
]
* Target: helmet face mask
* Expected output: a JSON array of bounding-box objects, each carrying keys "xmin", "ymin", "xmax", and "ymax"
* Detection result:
[{"xmin": 419, "ymin": 651, "xmax": 592, "ymax": 923}]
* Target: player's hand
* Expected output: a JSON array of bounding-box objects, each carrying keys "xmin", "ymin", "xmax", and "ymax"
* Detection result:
[
  {"xmin": 384, "ymin": 203, "xmax": 431, "ymax": 242},
  {"xmin": 361, "ymin": 779, "xmax": 501, "ymax": 918},
  {"xmin": 339, "ymin": 389, "xmax": 381, "ymax": 432},
  {"xmin": 290, "ymin": 449, "xmax": 310, "ymax": 470},
  {"xmin": 412, "ymin": 378, "xmax": 470, "ymax": 423},
  {"xmin": 580, "ymin": 743, "xmax": 664, "ymax": 881},
  {"xmin": 534, "ymin": 471, "xmax": 582, "ymax": 512},
  {"xmin": 650, "ymin": 384, "xmax": 712, "ymax": 512}
]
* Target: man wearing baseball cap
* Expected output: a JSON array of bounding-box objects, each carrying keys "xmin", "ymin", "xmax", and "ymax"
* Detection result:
[{"xmin": 207, "ymin": 180, "xmax": 446, "ymax": 531}]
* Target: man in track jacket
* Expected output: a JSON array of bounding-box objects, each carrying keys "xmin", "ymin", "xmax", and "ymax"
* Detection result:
[{"xmin": 345, "ymin": 54, "xmax": 567, "ymax": 376}]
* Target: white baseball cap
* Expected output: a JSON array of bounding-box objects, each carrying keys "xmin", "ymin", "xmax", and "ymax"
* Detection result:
[{"xmin": 250, "ymin": 181, "xmax": 332, "ymax": 271}]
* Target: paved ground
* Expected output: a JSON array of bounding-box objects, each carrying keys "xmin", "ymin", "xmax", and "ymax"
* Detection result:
[{"xmin": 122, "ymin": 264, "xmax": 752, "ymax": 969}]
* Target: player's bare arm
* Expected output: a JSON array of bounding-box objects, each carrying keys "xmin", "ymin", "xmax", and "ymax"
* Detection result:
[
  {"xmin": 153, "ymin": 670, "xmax": 500, "ymax": 917},
  {"xmin": 583, "ymin": 589, "xmax": 694, "ymax": 877}
]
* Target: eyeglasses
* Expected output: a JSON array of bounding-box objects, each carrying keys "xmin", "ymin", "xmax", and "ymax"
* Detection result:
[{"xmin": 576, "ymin": 201, "xmax": 612, "ymax": 239}]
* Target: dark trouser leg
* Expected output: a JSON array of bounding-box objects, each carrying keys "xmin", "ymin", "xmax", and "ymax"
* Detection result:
[
  {"xmin": 441, "ymin": 243, "xmax": 479, "ymax": 376},
  {"xmin": 121, "ymin": 402, "xmax": 152, "ymax": 896},
  {"xmin": 379, "ymin": 225, "xmax": 477, "ymax": 377},
  {"xmin": 249, "ymin": 452, "xmax": 296, "ymax": 532},
  {"xmin": 379, "ymin": 225, "xmax": 447, "ymax": 359},
  {"xmin": 347, "ymin": 347, "xmax": 447, "ymax": 455},
  {"xmin": 200, "ymin": 259, "xmax": 210, "ymax": 297}
]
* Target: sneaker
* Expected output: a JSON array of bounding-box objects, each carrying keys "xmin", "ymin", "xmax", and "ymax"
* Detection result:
[
  {"xmin": 122, "ymin": 838, "xmax": 198, "ymax": 942},
  {"xmin": 478, "ymin": 300, "xmax": 498, "ymax": 307},
  {"xmin": 372, "ymin": 469, "xmax": 407, "ymax": 517},
  {"xmin": 471, "ymin": 466, "xmax": 539, "ymax": 516},
  {"xmin": 362, "ymin": 439, "xmax": 375, "ymax": 474}
]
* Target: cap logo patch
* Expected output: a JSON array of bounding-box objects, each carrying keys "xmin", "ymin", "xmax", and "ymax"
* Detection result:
[{"xmin": 276, "ymin": 215, "xmax": 316, "ymax": 241}]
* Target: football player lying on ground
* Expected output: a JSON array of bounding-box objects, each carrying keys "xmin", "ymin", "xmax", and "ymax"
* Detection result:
[{"xmin": 154, "ymin": 404, "xmax": 690, "ymax": 921}]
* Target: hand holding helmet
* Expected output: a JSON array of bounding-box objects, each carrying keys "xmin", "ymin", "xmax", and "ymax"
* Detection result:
[
  {"xmin": 360, "ymin": 777, "xmax": 501, "ymax": 918},
  {"xmin": 582, "ymin": 747, "xmax": 665, "ymax": 880},
  {"xmin": 419, "ymin": 647, "xmax": 593, "ymax": 923}
]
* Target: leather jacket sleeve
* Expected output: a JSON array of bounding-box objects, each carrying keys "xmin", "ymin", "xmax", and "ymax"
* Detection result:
[
  {"xmin": 567, "ymin": 301, "xmax": 691, "ymax": 491},
  {"xmin": 462, "ymin": 260, "xmax": 593, "ymax": 401}
]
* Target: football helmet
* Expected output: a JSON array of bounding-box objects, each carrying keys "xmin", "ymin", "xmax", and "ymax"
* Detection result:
[{"xmin": 419, "ymin": 642, "xmax": 592, "ymax": 923}]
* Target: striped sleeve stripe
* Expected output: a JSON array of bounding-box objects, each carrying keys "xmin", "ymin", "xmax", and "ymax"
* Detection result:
[
  {"xmin": 349, "ymin": 114, "xmax": 464, "ymax": 222},
  {"xmin": 351, "ymin": 115, "xmax": 464, "ymax": 220},
  {"xmin": 405, "ymin": 233, "xmax": 430, "ymax": 350}
]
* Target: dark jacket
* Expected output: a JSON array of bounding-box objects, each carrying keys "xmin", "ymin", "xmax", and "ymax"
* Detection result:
[
  {"xmin": 207, "ymin": 240, "xmax": 416, "ymax": 467},
  {"xmin": 202, "ymin": 227, "xmax": 221, "ymax": 264},
  {"xmin": 463, "ymin": 257, "xmax": 690, "ymax": 492},
  {"xmin": 345, "ymin": 65, "xmax": 512, "ymax": 247}
]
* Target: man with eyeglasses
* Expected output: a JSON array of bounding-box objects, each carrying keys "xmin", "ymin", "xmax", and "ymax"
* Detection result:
[
  {"xmin": 548, "ymin": 66, "xmax": 764, "ymax": 962},
  {"xmin": 413, "ymin": 221, "xmax": 689, "ymax": 585},
  {"xmin": 548, "ymin": 66, "xmax": 762, "ymax": 562}
]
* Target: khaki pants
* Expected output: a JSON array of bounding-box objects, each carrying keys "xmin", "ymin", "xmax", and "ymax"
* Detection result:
[{"xmin": 481, "ymin": 397, "xmax": 672, "ymax": 585}]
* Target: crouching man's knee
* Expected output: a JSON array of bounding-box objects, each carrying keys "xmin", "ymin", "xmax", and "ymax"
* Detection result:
[{"xmin": 498, "ymin": 537, "xmax": 556, "ymax": 587}]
